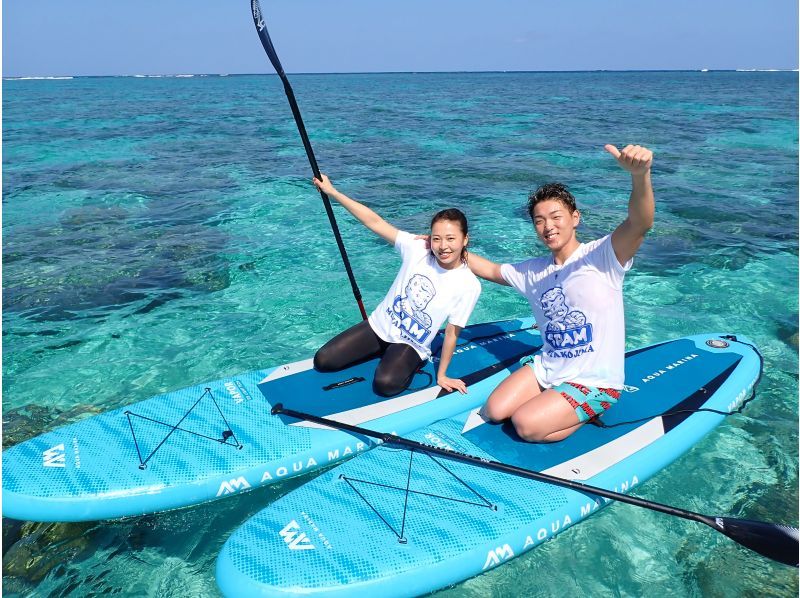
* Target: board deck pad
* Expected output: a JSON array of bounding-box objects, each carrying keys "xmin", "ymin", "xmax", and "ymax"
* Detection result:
[
  {"xmin": 264, "ymin": 319, "xmax": 540, "ymax": 425},
  {"xmin": 216, "ymin": 333, "xmax": 762, "ymax": 597},
  {"xmin": 461, "ymin": 337, "xmax": 742, "ymax": 472},
  {"xmin": 2, "ymin": 318, "xmax": 541, "ymax": 522}
]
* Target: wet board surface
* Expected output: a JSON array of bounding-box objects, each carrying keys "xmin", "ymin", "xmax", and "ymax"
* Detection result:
[
  {"xmin": 2, "ymin": 318, "xmax": 541, "ymax": 522},
  {"xmin": 216, "ymin": 333, "xmax": 761, "ymax": 597}
]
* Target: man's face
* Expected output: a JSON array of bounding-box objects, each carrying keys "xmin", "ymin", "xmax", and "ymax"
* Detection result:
[{"xmin": 533, "ymin": 199, "xmax": 580, "ymax": 254}]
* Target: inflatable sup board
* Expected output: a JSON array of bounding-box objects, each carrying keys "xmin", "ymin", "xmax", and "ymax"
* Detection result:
[
  {"xmin": 216, "ymin": 333, "xmax": 762, "ymax": 597},
  {"xmin": 2, "ymin": 318, "xmax": 541, "ymax": 522}
]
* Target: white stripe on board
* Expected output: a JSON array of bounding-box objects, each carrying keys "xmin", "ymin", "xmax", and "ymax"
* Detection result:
[
  {"xmin": 541, "ymin": 418, "xmax": 666, "ymax": 481},
  {"xmin": 461, "ymin": 407, "xmax": 490, "ymax": 433},
  {"xmin": 289, "ymin": 386, "xmax": 443, "ymax": 429}
]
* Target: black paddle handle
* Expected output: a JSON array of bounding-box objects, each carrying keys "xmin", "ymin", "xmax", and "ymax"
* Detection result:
[{"xmin": 250, "ymin": 0, "xmax": 367, "ymax": 320}]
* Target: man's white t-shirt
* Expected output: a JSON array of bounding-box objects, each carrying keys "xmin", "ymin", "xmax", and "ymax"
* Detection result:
[
  {"xmin": 369, "ymin": 231, "xmax": 481, "ymax": 359},
  {"xmin": 500, "ymin": 235, "xmax": 631, "ymax": 389}
]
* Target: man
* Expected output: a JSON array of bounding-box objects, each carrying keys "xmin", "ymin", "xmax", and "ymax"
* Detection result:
[{"xmin": 468, "ymin": 144, "xmax": 654, "ymax": 442}]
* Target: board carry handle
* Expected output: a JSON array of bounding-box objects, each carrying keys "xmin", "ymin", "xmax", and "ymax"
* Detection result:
[{"xmin": 323, "ymin": 377, "xmax": 366, "ymax": 391}]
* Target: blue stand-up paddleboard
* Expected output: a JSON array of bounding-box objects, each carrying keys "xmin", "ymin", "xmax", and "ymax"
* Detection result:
[
  {"xmin": 2, "ymin": 318, "xmax": 541, "ymax": 522},
  {"xmin": 216, "ymin": 333, "xmax": 763, "ymax": 597}
]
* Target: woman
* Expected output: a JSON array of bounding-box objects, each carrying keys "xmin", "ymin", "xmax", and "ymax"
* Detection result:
[{"xmin": 312, "ymin": 174, "xmax": 481, "ymax": 397}]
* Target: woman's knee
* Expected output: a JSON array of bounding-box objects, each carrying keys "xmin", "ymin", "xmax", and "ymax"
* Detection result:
[
  {"xmin": 373, "ymin": 345, "xmax": 421, "ymax": 397},
  {"xmin": 313, "ymin": 346, "xmax": 338, "ymax": 372},
  {"xmin": 314, "ymin": 321, "xmax": 381, "ymax": 372},
  {"xmin": 372, "ymin": 371, "xmax": 407, "ymax": 397}
]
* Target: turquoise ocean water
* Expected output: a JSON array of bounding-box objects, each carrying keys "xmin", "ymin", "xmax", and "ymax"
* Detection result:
[{"xmin": 2, "ymin": 71, "xmax": 798, "ymax": 596}]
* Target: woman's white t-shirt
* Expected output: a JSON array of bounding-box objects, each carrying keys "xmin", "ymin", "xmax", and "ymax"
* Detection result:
[
  {"xmin": 500, "ymin": 235, "xmax": 631, "ymax": 389},
  {"xmin": 368, "ymin": 231, "xmax": 481, "ymax": 359}
]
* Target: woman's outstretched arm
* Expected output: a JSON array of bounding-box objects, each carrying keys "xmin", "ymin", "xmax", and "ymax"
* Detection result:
[{"xmin": 313, "ymin": 174, "xmax": 399, "ymax": 245}]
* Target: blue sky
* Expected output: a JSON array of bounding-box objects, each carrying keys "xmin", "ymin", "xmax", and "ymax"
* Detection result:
[{"xmin": 3, "ymin": 1, "xmax": 798, "ymax": 77}]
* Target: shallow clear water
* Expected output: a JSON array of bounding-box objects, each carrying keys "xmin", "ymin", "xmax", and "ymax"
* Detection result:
[{"xmin": 2, "ymin": 71, "xmax": 798, "ymax": 596}]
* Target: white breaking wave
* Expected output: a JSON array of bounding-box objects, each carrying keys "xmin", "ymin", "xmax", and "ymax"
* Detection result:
[
  {"xmin": 735, "ymin": 68, "xmax": 797, "ymax": 72},
  {"xmin": 5, "ymin": 76, "xmax": 74, "ymax": 80}
]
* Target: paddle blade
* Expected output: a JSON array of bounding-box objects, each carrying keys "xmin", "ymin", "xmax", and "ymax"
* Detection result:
[
  {"xmin": 251, "ymin": 0, "xmax": 285, "ymax": 76},
  {"xmin": 714, "ymin": 516, "xmax": 799, "ymax": 567}
]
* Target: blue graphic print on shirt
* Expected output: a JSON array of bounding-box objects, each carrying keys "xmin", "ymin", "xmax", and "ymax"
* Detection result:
[
  {"xmin": 388, "ymin": 274, "xmax": 435, "ymax": 345},
  {"xmin": 540, "ymin": 286, "xmax": 594, "ymax": 356}
]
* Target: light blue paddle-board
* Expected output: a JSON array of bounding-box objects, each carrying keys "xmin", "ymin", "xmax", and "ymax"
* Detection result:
[
  {"xmin": 2, "ymin": 318, "xmax": 541, "ymax": 522},
  {"xmin": 216, "ymin": 333, "xmax": 761, "ymax": 597}
]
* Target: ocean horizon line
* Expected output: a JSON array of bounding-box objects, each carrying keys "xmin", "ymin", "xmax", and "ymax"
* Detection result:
[{"xmin": 4, "ymin": 68, "xmax": 799, "ymax": 81}]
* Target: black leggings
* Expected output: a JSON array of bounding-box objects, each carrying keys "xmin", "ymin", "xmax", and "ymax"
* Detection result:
[{"xmin": 314, "ymin": 320, "xmax": 424, "ymax": 397}]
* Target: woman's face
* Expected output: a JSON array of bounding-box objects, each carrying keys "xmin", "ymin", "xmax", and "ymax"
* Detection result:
[{"xmin": 430, "ymin": 219, "xmax": 468, "ymax": 270}]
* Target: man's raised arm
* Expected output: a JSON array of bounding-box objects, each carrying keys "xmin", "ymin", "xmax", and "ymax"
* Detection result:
[{"xmin": 607, "ymin": 144, "xmax": 655, "ymax": 266}]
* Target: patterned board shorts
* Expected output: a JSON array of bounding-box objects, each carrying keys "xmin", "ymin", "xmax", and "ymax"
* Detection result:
[
  {"xmin": 520, "ymin": 356, "xmax": 621, "ymax": 423},
  {"xmin": 552, "ymin": 381, "xmax": 621, "ymax": 423}
]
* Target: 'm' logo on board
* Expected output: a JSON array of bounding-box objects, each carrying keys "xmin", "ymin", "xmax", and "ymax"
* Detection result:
[
  {"xmin": 42, "ymin": 444, "xmax": 66, "ymax": 468},
  {"xmin": 279, "ymin": 520, "xmax": 315, "ymax": 551},
  {"xmin": 482, "ymin": 544, "xmax": 514, "ymax": 569},
  {"xmin": 216, "ymin": 476, "xmax": 251, "ymax": 496}
]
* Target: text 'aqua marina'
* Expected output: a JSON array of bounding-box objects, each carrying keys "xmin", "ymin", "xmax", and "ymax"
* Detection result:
[
  {"xmin": 432, "ymin": 332, "xmax": 517, "ymax": 362},
  {"xmin": 641, "ymin": 354, "xmax": 699, "ymax": 383},
  {"xmin": 260, "ymin": 441, "xmax": 368, "ymax": 483}
]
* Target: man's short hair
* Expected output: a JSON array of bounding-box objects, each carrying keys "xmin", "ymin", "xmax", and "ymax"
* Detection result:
[{"xmin": 527, "ymin": 183, "xmax": 578, "ymax": 221}]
